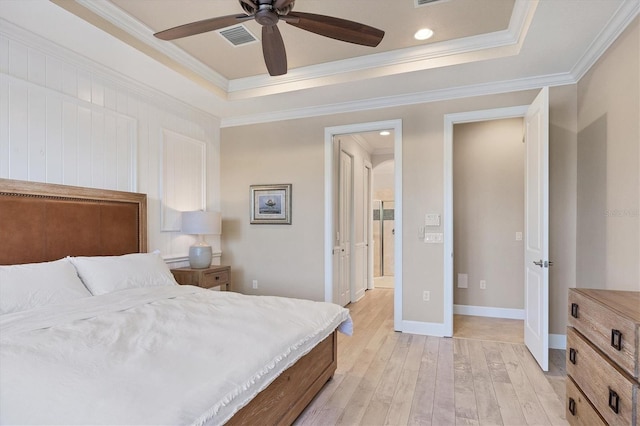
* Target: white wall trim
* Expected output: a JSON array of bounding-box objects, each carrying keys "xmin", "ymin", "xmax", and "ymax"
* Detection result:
[
  {"xmin": 324, "ymin": 120, "xmax": 402, "ymax": 333},
  {"xmin": 401, "ymin": 320, "xmax": 448, "ymax": 337},
  {"xmin": 163, "ymin": 251, "xmax": 222, "ymax": 268},
  {"xmin": 443, "ymin": 105, "xmax": 530, "ymax": 337},
  {"xmin": 570, "ymin": 0, "xmax": 640, "ymax": 82},
  {"xmin": 76, "ymin": 0, "xmax": 229, "ymax": 92},
  {"xmin": 549, "ymin": 333, "xmax": 566, "ymax": 350},
  {"xmin": 454, "ymin": 304, "xmax": 525, "ymax": 320},
  {"xmin": 221, "ymin": 72, "xmax": 574, "ymax": 128},
  {"xmin": 0, "ymin": 18, "xmax": 215, "ymax": 124}
]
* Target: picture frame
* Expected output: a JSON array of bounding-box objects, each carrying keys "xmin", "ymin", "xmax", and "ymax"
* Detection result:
[{"xmin": 250, "ymin": 184, "xmax": 292, "ymax": 224}]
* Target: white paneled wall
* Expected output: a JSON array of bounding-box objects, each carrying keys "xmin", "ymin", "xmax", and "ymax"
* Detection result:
[{"xmin": 0, "ymin": 22, "xmax": 221, "ymax": 266}]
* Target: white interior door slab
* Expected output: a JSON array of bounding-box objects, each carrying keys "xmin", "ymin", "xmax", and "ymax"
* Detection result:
[
  {"xmin": 524, "ymin": 87, "xmax": 550, "ymax": 371},
  {"xmin": 338, "ymin": 150, "xmax": 353, "ymax": 306}
]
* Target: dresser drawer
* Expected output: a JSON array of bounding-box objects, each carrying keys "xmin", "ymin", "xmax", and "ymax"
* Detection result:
[
  {"xmin": 568, "ymin": 289, "xmax": 639, "ymax": 379},
  {"xmin": 567, "ymin": 327, "xmax": 638, "ymax": 425},
  {"xmin": 566, "ymin": 375, "xmax": 606, "ymax": 426},
  {"xmin": 201, "ymin": 269, "xmax": 229, "ymax": 289}
]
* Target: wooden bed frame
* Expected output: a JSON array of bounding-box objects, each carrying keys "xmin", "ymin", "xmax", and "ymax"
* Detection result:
[{"xmin": 0, "ymin": 178, "xmax": 336, "ymax": 425}]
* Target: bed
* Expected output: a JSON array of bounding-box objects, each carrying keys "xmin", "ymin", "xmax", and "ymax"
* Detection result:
[{"xmin": 0, "ymin": 178, "xmax": 351, "ymax": 425}]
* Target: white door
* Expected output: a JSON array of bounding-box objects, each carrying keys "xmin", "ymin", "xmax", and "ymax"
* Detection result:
[
  {"xmin": 338, "ymin": 150, "xmax": 353, "ymax": 306},
  {"xmin": 524, "ymin": 87, "xmax": 550, "ymax": 371}
]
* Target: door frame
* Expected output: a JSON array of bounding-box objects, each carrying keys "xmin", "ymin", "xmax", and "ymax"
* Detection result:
[
  {"xmin": 364, "ymin": 160, "xmax": 374, "ymax": 291},
  {"xmin": 324, "ymin": 119, "xmax": 403, "ymax": 329},
  {"xmin": 443, "ymin": 105, "xmax": 529, "ymax": 337}
]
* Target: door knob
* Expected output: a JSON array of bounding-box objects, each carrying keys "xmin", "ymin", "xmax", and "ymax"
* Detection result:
[{"xmin": 533, "ymin": 260, "xmax": 543, "ymax": 267}]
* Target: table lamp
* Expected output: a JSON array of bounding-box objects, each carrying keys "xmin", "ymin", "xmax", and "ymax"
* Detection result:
[{"xmin": 181, "ymin": 210, "xmax": 221, "ymax": 268}]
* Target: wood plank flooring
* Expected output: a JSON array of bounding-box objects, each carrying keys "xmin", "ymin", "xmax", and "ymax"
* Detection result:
[{"xmin": 295, "ymin": 288, "xmax": 567, "ymax": 426}]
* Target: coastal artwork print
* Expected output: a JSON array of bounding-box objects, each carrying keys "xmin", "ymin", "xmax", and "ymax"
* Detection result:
[{"xmin": 250, "ymin": 184, "xmax": 292, "ymax": 224}]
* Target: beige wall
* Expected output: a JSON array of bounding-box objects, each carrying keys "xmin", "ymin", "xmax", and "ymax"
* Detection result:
[
  {"xmin": 576, "ymin": 17, "xmax": 640, "ymax": 291},
  {"xmin": 221, "ymin": 88, "xmax": 578, "ymax": 332},
  {"xmin": 549, "ymin": 84, "xmax": 578, "ymax": 334},
  {"xmin": 453, "ymin": 118, "xmax": 525, "ymax": 310},
  {"xmin": 221, "ymin": 17, "xmax": 638, "ymax": 334}
]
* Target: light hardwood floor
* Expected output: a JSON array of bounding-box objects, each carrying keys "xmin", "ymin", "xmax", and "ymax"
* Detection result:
[{"xmin": 296, "ymin": 288, "xmax": 567, "ymax": 426}]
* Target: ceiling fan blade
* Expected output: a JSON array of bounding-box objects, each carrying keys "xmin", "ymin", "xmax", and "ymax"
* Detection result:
[
  {"xmin": 286, "ymin": 12, "xmax": 384, "ymax": 47},
  {"xmin": 262, "ymin": 25, "xmax": 287, "ymax": 76},
  {"xmin": 154, "ymin": 14, "xmax": 252, "ymax": 40},
  {"xmin": 273, "ymin": 0, "xmax": 295, "ymax": 9}
]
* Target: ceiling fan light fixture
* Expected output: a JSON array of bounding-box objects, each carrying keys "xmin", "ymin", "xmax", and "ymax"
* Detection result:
[{"xmin": 414, "ymin": 28, "xmax": 434, "ymax": 41}]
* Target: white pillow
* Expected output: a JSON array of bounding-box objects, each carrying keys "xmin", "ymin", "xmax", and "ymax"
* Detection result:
[
  {"xmin": 69, "ymin": 252, "xmax": 178, "ymax": 296},
  {"xmin": 0, "ymin": 258, "xmax": 92, "ymax": 315}
]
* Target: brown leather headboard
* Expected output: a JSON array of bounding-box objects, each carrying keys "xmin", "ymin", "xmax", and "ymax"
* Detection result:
[{"xmin": 0, "ymin": 179, "xmax": 147, "ymax": 265}]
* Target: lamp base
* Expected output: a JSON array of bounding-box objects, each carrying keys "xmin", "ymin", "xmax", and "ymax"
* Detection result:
[{"xmin": 189, "ymin": 244, "xmax": 212, "ymax": 269}]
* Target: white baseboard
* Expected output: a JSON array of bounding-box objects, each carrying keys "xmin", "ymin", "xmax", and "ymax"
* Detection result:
[
  {"xmin": 401, "ymin": 320, "xmax": 449, "ymax": 337},
  {"xmin": 454, "ymin": 304, "xmax": 525, "ymax": 320},
  {"xmin": 549, "ymin": 333, "xmax": 566, "ymax": 350}
]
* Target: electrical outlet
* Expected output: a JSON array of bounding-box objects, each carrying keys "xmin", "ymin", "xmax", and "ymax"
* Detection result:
[
  {"xmin": 480, "ymin": 280, "xmax": 486, "ymax": 290},
  {"xmin": 252, "ymin": 280, "xmax": 258, "ymax": 289},
  {"xmin": 423, "ymin": 291, "xmax": 430, "ymax": 301}
]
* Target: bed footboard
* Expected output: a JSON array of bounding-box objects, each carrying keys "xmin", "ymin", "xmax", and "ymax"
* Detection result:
[{"xmin": 227, "ymin": 331, "xmax": 337, "ymax": 426}]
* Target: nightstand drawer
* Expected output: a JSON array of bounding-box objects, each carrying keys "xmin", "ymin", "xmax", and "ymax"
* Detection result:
[
  {"xmin": 171, "ymin": 266, "xmax": 231, "ymax": 291},
  {"xmin": 201, "ymin": 270, "xmax": 229, "ymax": 289}
]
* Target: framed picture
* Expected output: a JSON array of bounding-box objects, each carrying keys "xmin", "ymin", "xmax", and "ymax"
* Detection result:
[{"xmin": 250, "ymin": 184, "xmax": 292, "ymax": 224}]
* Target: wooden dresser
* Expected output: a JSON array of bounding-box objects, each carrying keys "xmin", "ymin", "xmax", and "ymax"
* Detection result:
[{"xmin": 566, "ymin": 289, "xmax": 639, "ymax": 425}]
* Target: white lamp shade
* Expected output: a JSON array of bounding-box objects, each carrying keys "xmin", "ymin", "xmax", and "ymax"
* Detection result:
[{"xmin": 181, "ymin": 211, "xmax": 221, "ymax": 235}]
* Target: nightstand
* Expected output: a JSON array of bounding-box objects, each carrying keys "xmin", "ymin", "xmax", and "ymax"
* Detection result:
[{"xmin": 170, "ymin": 265, "xmax": 231, "ymax": 291}]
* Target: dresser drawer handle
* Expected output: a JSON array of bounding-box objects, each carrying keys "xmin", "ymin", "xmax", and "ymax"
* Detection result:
[
  {"xmin": 569, "ymin": 348, "xmax": 577, "ymax": 364},
  {"xmin": 611, "ymin": 329, "xmax": 622, "ymax": 350},
  {"xmin": 608, "ymin": 388, "xmax": 619, "ymax": 414},
  {"xmin": 215, "ymin": 276, "xmax": 220, "ymax": 280},
  {"xmin": 570, "ymin": 303, "xmax": 579, "ymax": 318},
  {"xmin": 568, "ymin": 397, "xmax": 576, "ymax": 416}
]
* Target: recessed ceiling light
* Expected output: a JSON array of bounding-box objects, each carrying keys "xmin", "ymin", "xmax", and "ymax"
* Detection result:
[
  {"xmin": 380, "ymin": 130, "xmax": 391, "ymax": 136},
  {"xmin": 414, "ymin": 28, "xmax": 434, "ymax": 41}
]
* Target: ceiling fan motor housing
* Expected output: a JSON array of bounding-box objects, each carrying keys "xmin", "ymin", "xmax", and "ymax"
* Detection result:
[{"xmin": 240, "ymin": 0, "xmax": 295, "ymax": 17}]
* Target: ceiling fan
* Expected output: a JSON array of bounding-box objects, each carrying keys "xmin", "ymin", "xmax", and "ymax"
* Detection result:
[{"xmin": 154, "ymin": 0, "xmax": 385, "ymax": 77}]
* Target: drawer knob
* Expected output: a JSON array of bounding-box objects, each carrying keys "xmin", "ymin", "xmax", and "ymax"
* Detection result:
[
  {"xmin": 215, "ymin": 276, "xmax": 220, "ymax": 280},
  {"xmin": 568, "ymin": 397, "xmax": 576, "ymax": 416},
  {"xmin": 570, "ymin": 303, "xmax": 579, "ymax": 318},
  {"xmin": 569, "ymin": 348, "xmax": 577, "ymax": 365},
  {"xmin": 608, "ymin": 388, "xmax": 619, "ymax": 414},
  {"xmin": 610, "ymin": 329, "xmax": 622, "ymax": 350}
]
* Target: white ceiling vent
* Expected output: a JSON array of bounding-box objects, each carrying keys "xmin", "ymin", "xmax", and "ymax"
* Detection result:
[
  {"xmin": 414, "ymin": 0, "xmax": 448, "ymax": 7},
  {"xmin": 217, "ymin": 25, "xmax": 258, "ymax": 47}
]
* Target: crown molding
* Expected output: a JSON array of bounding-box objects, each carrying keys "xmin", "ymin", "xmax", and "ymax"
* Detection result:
[
  {"xmin": 227, "ymin": 0, "xmax": 537, "ymax": 97},
  {"xmin": 75, "ymin": 0, "xmax": 229, "ymax": 92},
  {"xmin": 570, "ymin": 0, "xmax": 639, "ymax": 82},
  {"xmin": 220, "ymin": 71, "xmax": 576, "ymax": 128},
  {"xmin": 67, "ymin": 0, "xmax": 535, "ymax": 99}
]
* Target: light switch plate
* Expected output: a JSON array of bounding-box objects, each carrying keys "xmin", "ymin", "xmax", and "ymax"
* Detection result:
[
  {"xmin": 425, "ymin": 213, "xmax": 441, "ymax": 227},
  {"xmin": 424, "ymin": 232, "xmax": 443, "ymax": 243}
]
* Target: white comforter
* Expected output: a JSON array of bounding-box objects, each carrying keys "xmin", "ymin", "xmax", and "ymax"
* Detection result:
[{"xmin": 0, "ymin": 286, "xmax": 352, "ymax": 425}]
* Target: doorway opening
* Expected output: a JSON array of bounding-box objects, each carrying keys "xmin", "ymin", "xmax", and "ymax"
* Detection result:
[
  {"xmin": 444, "ymin": 87, "xmax": 550, "ymax": 371},
  {"xmin": 373, "ymin": 199, "xmax": 395, "ymax": 288},
  {"xmin": 324, "ymin": 120, "xmax": 403, "ymax": 330},
  {"xmin": 451, "ymin": 117, "xmax": 525, "ymax": 344}
]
